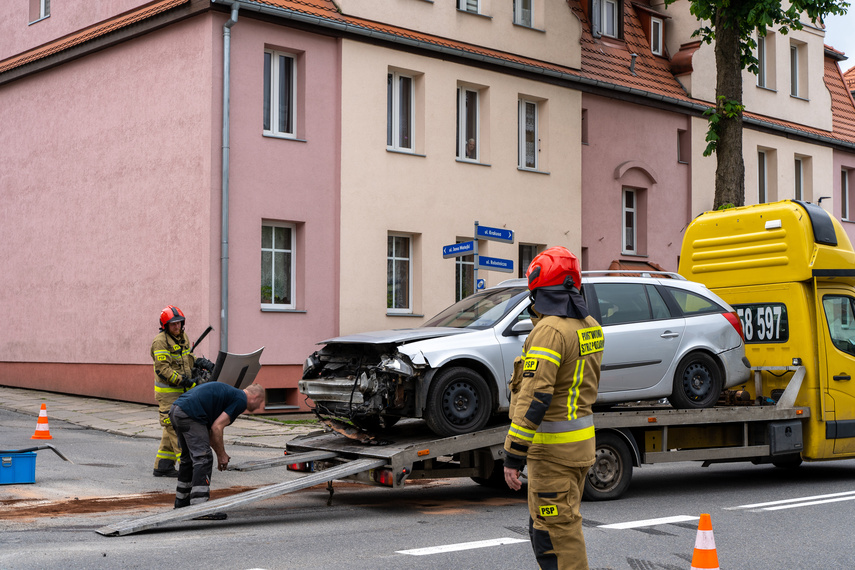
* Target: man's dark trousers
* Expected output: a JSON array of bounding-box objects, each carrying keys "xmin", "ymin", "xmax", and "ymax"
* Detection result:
[{"xmin": 169, "ymin": 405, "xmax": 213, "ymax": 508}]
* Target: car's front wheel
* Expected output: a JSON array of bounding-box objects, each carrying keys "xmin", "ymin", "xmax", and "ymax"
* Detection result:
[
  {"xmin": 670, "ymin": 352, "xmax": 722, "ymax": 409},
  {"xmin": 424, "ymin": 367, "xmax": 492, "ymax": 437}
]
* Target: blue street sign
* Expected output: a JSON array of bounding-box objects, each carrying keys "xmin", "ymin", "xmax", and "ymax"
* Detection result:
[
  {"xmin": 442, "ymin": 240, "xmax": 476, "ymax": 258},
  {"xmin": 478, "ymin": 256, "xmax": 514, "ymax": 273},
  {"xmin": 476, "ymin": 225, "xmax": 514, "ymax": 244},
  {"xmin": 476, "ymin": 279, "xmax": 485, "ymax": 290}
]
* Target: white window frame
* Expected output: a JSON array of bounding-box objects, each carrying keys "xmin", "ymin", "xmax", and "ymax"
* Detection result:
[
  {"xmin": 387, "ymin": 71, "xmax": 415, "ymax": 152},
  {"xmin": 514, "ymin": 0, "xmax": 533, "ymax": 27},
  {"xmin": 790, "ymin": 44, "xmax": 799, "ymax": 97},
  {"xmin": 651, "ymin": 17, "xmax": 663, "ymax": 56},
  {"xmin": 263, "ymin": 50, "xmax": 296, "ymax": 138},
  {"xmin": 455, "ymin": 241, "xmax": 475, "ymax": 302},
  {"xmin": 39, "ymin": 0, "xmax": 49, "ymax": 19},
  {"xmin": 758, "ymin": 150, "xmax": 768, "ymax": 203},
  {"xmin": 387, "ymin": 233, "xmax": 413, "ymax": 314},
  {"xmin": 261, "ymin": 222, "xmax": 296, "ymax": 310},
  {"xmin": 843, "ymin": 169, "xmax": 850, "ymax": 220},
  {"xmin": 757, "ymin": 34, "xmax": 767, "ymax": 87},
  {"xmin": 458, "ymin": 0, "xmax": 480, "ymax": 13},
  {"xmin": 457, "ymin": 87, "xmax": 480, "ymax": 162},
  {"xmin": 592, "ymin": 0, "xmax": 619, "ymax": 38},
  {"xmin": 794, "ymin": 157, "xmax": 803, "ymax": 201},
  {"xmin": 518, "ymin": 99, "xmax": 539, "ymax": 170},
  {"xmin": 622, "ymin": 189, "xmax": 636, "ymax": 254}
]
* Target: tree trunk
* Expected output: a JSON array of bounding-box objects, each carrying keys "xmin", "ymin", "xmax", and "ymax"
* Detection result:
[{"xmin": 713, "ymin": 11, "xmax": 745, "ymax": 208}]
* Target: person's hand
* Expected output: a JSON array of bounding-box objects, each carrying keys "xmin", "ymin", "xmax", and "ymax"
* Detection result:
[
  {"xmin": 178, "ymin": 375, "xmax": 194, "ymax": 389},
  {"xmin": 504, "ymin": 466, "xmax": 522, "ymax": 491},
  {"xmin": 217, "ymin": 452, "xmax": 230, "ymax": 471}
]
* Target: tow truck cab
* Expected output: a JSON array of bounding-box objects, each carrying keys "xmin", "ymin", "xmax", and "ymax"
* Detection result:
[{"xmin": 679, "ymin": 200, "xmax": 855, "ymax": 460}]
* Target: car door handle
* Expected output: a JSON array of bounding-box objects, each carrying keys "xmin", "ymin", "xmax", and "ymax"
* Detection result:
[
  {"xmin": 660, "ymin": 331, "xmax": 680, "ymax": 339},
  {"xmin": 833, "ymin": 374, "xmax": 851, "ymax": 381}
]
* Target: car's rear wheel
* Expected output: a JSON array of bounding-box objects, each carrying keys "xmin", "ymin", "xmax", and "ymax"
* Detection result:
[
  {"xmin": 424, "ymin": 367, "xmax": 492, "ymax": 437},
  {"xmin": 670, "ymin": 352, "xmax": 722, "ymax": 409}
]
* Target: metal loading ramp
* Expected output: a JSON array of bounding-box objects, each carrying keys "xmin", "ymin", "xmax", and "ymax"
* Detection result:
[{"xmin": 95, "ymin": 454, "xmax": 385, "ymax": 537}]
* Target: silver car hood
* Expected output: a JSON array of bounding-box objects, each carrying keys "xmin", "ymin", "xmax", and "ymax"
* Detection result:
[{"xmin": 319, "ymin": 327, "xmax": 470, "ymax": 345}]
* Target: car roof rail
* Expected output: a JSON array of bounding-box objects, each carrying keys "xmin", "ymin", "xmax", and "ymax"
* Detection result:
[{"xmin": 581, "ymin": 270, "xmax": 687, "ymax": 280}]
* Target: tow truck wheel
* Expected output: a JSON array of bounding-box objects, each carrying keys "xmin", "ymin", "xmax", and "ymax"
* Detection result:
[
  {"xmin": 583, "ymin": 432, "xmax": 632, "ymax": 501},
  {"xmin": 425, "ymin": 367, "xmax": 491, "ymax": 437},
  {"xmin": 670, "ymin": 352, "xmax": 722, "ymax": 409},
  {"xmin": 471, "ymin": 459, "xmax": 508, "ymax": 489}
]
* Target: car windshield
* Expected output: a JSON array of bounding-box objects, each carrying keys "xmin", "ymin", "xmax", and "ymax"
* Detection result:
[{"xmin": 422, "ymin": 287, "xmax": 529, "ymax": 329}]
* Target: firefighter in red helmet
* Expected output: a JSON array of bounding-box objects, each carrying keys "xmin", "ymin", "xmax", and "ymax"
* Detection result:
[
  {"xmin": 503, "ymin": 247, "xmax": 604, "ymax": 570},
  {"xmin": 151, "ymin": 306, "xmax": 212, "ymax": 477}
]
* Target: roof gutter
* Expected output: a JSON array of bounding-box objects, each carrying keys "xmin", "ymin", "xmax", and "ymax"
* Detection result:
[
  {"xmin": 217, "ymin": 0, "xmax": 240, "ymax": 353},
  {"xmin": 220, "ymin": 0, "xmax": 855, "ymax": 152}
]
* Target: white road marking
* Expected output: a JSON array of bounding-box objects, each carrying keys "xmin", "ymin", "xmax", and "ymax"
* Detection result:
[
  {"xmin": 597, "ymin": 515, "xmax": 699, "ymax": 529},
  {"xmin": 396, "ymin": 537, "xmax": 529, "ymax": 556},
  {"xmin": 726, "ymin": 490, "xmax": 855, "ymax": 511}
]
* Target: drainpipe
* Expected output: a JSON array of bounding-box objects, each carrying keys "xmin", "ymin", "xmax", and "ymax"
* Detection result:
[{"xmin": 220, "ymin": 1, "xmax": 239, "ymax": 353}]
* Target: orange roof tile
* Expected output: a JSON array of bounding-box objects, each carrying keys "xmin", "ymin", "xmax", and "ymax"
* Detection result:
[
  {"xmin": 0, "ymin": 0, "xmax": 189, "ymax": 74},
  {"xmin": 824, "ymin": 54, "xmax": 855, "ymax": 142}
]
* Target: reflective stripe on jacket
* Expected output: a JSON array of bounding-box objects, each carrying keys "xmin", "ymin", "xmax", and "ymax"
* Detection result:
[
  {"xmin": 151, "ymin": 331, "xmax": 195, "ymax": 393},
  {"xmin": 504, "ymin": 314, "xmax": 603, "ymax": 468}
]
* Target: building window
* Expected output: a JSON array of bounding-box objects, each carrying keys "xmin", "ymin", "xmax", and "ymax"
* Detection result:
[
  {"xmin": 789, "ymin": 41, "xmax": 807, "ymax": 98},
  {"xmin": 622, "ymin": 189, "xmax": 636, "ymax": 254},
  {"xmin": 29, "ymin": 0, "xmax": 49, "ymax": 22},
  {"xmin": 458, "ymin": 0, "xmax": 479, "ymax": 13},
  {"xmin": 790, "ymin": 44, "xmax": 799, "ymax": 97},
  {"xmin": 581, "ymin": 108, "xmax": 589, "ymax": 144},
  {"xmin": 677, "ymin": 129, "xmax": 690, "ymax": 164},
  {"xmin": 757, "ymin": 34, "xmax": 767, "ymax": 87},
  {"xmin": 843, "ymin": 169, "xmax": 851, "ymax": 220},
  {"xmin": 387, "ymin": 71, "xmax": 414, "ymax": 152},
  {"xmin": 592, "ymin": 0, "xmax": 619, "ymax": 38},
  {"xmin": 388, "ymin": 234, "xmax": 412, "ymax": 313},
  {"xmin": 519, "ymin": 244, "xmax": 539, "ymax": 278},
  {"xmin": 514, "ymin": 0, "xmax": 533, "ymax": 27},
  {"xmin": 794, "ymin": 158, "xmax": 803, "ymax": 201},
  {"xmin": 519, "ymin": 99, "xmax": 538, "ymax": 170},
  {"xmin": 758, "ymin": 150, "xmax": 767, "ymax": 203},
  {"xmin": 261, "ymin": 223, "xmax": 295, "ymax": 309},
  {"xmin": 455, "ymin": 242, "xmax": 474, "ymax": 302},
  {"xmin": 263, "ymin": 50, "xmax": 296, "ymax": 138},
  {"xmin": 651, "ymin": 18, "xmax": 663, "ymax": 56},
  {"xmin": 457, "ymin": 87, "xmax": 480, "ymax": 161}
]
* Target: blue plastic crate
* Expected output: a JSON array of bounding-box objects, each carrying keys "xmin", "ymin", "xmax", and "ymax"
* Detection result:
[{"xmin": 0, "ymin": 452, "xmax": 36, "ymax": 485}]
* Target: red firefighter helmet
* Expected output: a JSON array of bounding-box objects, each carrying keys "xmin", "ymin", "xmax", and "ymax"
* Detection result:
[
  {"xmin": 526, "ymin": 247, "xmax": 582, "ymax": 292},
  {"xmin": 159, "ymin": 305, "xmax": 185, "ymax": 330}
]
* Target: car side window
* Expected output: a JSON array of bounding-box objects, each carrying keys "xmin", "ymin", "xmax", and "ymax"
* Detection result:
[
  {"xmin": 667, "ymin": 287, "xmax": 722, "ymax": 316},
  {"xmin": 646, "ymin": 285, "xmax": 671, "ymax": 320},
  {"xmin": 596, "ymin": 283, "xmax": 651, "ymax": 325},
  {"xmin": 823, "ymin": 295, "xmax": 855, "ymax": 356}
]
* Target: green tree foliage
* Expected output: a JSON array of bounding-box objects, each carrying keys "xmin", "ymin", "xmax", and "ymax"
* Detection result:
[{"xmin": 665, "ymin": 0, "xmax": 848, "ymax": 209}]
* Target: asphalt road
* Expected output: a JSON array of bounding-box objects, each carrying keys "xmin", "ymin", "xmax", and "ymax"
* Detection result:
[{"xmin": 4, "ymin": 407, "xmax": 855, "ymax": 569}]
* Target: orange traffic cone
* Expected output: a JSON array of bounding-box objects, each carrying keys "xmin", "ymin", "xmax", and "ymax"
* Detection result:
[
  {"xmin": 690, "ymin": 513, "xmax": 719, "ymax": 570},
  {"xmin": 30, "ymin": 403, "xmax": 53, "ymax": 440}
]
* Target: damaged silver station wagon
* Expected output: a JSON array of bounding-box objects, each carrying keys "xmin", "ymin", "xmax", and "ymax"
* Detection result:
[{"xmin": 299, "ymin": 273, "xmax": 751, "ymax": 437}]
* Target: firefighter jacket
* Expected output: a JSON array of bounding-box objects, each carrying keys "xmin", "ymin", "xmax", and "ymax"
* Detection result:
[
  {"xmin": 151, "ymin": 331, "xmax": 195, "ymax": 394},
  {"xmin": 503, "ymin": 314, "xmax": 603, "ymax": 469}
]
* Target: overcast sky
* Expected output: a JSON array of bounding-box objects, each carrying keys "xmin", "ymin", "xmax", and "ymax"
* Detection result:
[{"xmin": 823, "ymin": 12, "xmax": 855, "ymax": 72}]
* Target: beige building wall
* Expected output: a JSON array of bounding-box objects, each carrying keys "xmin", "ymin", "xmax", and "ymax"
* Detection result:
[
  {"xmin": 690, "ymin": 115, "xmax": 717, "ymax": 216},
  {"xmin": 660, "ymin": 1, "xmax": 831, "ymax": 130},
  {"xmin": 339, "ymin": 40, "xmax": 582, "ymax": 335},
  {"xmin": 336, "ymin": 0, "xmax": 581, "ymax": 70},
  {"xmin": 744, "ymin": 130, "xmax": 835, "ymax": 207}
]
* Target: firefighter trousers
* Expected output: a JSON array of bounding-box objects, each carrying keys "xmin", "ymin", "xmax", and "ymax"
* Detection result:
[
  {"xmin": 154, "ymin": 390, "xmax": 182, "ymax": 471},
  {"xmin": 527, "ymin": 458, "xmax": 590, "ymax": 570},
  {"xmin": 169, "ymin": 405, "xmax": 213, "ymax": 508}
]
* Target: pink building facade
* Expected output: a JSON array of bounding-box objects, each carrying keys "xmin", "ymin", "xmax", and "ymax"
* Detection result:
[{"xmin": 1, "ymin": 2, "xmax": 341, "ymax": 410}]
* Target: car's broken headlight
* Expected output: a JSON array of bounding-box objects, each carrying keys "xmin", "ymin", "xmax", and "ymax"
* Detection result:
[
  {"xmin": 302, "ymin": 352, "xmax": 323, "ymax": 379},
  {"xmin": 378, "ymin": 355, "xmax": 414, "ymax": 377}
]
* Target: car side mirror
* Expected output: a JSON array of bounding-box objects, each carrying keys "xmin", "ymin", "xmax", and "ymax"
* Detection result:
[{"xmin": 510, "ymin": 319, "xmax": 533, "ymax": 335}]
